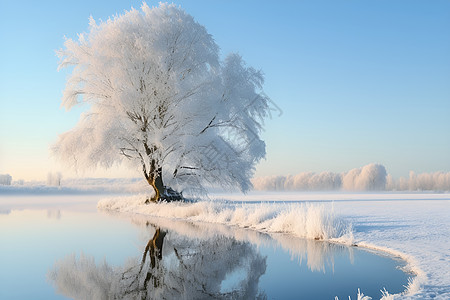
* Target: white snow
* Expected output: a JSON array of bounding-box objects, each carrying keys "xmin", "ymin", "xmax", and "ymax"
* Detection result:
[
  {"xmin": 98, "ymin": 192, "xmax": 450, "ymax": 299},
  {"xmin": 333, "ymin": 197, "xmax": 450, "ymax": 299}
]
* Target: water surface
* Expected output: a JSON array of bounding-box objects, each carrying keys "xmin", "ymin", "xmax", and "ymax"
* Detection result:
[{"xmin": 0, "ymin": 195, "xmax": 410, "ymax": 299}]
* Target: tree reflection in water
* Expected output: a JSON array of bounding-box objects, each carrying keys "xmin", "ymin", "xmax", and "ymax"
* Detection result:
[
  {"xmin": 49, "ymin": 214, "xmax": 357, "ymax": 299},
  {"xmin": 49, "ymin": 222, "xmax": 267, "ymax": 299}
]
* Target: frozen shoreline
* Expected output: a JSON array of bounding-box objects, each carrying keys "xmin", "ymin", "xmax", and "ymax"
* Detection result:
[
  {"xmin": 333, "ymin": 198, "xmax": 449, "ymax": 300},
  {"xmin": 98, "ymin": 192, "xmax": 450, "ymax": 300}
]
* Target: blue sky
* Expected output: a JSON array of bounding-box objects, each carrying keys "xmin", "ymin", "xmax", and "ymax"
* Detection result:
[{"xmin": 1, "ymin": 0, "xmax": 449, "ymax": 181}]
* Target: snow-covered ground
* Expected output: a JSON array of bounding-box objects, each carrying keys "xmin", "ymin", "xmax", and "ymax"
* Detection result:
[
  {"xmin": 336, "ymin": 198, "xmax": 449, "ymax": 299},
  {"xmin": 98, "ymin": 192, "xmax": 450, "ymax": 299}
]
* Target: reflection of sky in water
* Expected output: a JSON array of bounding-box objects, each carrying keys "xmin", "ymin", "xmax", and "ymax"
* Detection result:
[
  {"xmin": 260, "ymin": 242, "xmax": 408, "ymax": 299},
  {"xmin": 0, "ymin": 196, "xmax": 409, "ymax": 299},
  {"xmin": 0, "ymin": 206, "xmax": 140, "ymax": 299}
]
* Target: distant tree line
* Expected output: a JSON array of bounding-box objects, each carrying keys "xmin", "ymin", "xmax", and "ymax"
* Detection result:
[{"xmin": 252, "ymin": 164, "xmax": 450, "ymax": 192}]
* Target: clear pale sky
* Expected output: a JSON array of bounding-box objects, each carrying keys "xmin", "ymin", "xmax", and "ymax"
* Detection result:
[{"xmin": 1, "ymin": 0, "xmax": 449, "ymax": 181}]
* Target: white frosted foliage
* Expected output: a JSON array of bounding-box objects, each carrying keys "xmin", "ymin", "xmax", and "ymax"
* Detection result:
[
  {"xmin": 252, "ymin": 163, "xmax": 387, "ymax": 191},
  {"xmin": 54, "ymin": 3, "xmax": 269, "ymax": 195},
  {"xmin": 252, "ymin": 164, "xmax": 450, "ymax": 192},
  {"xmin": 342, "ymin": 164, "xmax": 387, "ymax": 191}
]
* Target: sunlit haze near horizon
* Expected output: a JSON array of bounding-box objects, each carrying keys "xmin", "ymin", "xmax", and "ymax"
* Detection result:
[{"xmin": 1, "ymin": 0, "xmax": 449, "ymax": 181}]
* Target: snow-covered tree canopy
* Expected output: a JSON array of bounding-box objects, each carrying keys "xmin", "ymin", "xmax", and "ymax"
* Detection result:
[{"xmin": 54, "ymin": 3, "xmax": 269, "ymax": 201}]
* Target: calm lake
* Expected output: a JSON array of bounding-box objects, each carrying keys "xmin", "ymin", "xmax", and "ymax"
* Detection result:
[{"xmin": 0, "ymin": 195, "xmax": 410, "ymax": 299}]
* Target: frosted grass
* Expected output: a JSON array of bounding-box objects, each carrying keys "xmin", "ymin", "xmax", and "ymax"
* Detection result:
[
  {"xmin": 98, "ymin": 196, "xmax": 353, "ymax": 242},
  {"xmin": 336, "ymin": 283, "xmax": 416, "ymax": 300}
]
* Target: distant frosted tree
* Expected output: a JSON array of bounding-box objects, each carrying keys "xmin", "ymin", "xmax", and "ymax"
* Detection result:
[
  {"xmin": 252, "ymin": 163, "xmax": 387, "ymax": 191},
  {"xmin": 54, "ymin": 3, "xmax": 269, "ymax": 201},
  {"xmin": 385, "ymin": 171, "xmax": 450, "ymax": 191},
  {"xmin": 342, "ymin": 163, "xmax": 387, "ymax": 191},
  {"xmin": 47, "ymin": 172, "xmax": 62, "ymax": 186},
  {"xmin": 0, "ymin": 174, "xmax": 12, "ymax": 185}
]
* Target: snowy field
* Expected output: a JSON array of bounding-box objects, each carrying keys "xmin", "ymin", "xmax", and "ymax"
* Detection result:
[{"xmin": 98, "ymin": 192, "xmax": 450, "ymax": 300}]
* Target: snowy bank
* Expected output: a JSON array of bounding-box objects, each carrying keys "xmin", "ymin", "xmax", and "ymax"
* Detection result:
[{"xmin": 98, "ymin": 196, "xmax": 352, "ymax": 242}]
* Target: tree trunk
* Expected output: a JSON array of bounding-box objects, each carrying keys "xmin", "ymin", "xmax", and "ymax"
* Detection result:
[
  {"xmin": 154, "ymin": 167, "xmax": 164, "ymax": 198},
  {"xmin": 146, "ymin": 167, "xmax": 164, "ymax": 203},
  {"xmin": 145, "ymin": 166, "xmax": 183, "ymax": 203}
]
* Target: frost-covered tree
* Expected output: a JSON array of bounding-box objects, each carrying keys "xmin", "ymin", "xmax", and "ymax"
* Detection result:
[
  {"xmin": 0, "ymin": 174, "xmax": 12, "ymax": 185},
  {"xmin": 47, "ymin": 172, "xmax": 62, "ymax": 186},
  {"xmin": 252, "ymin": 163, "xmax": 388, "ymax": 191},
  {"xmin": 342, "ymin": 163, "xmax": 387, "ymax": 191},
  {"xmin": 54, "ymin": 3, "xmax": 269, "ymax": 202}
]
